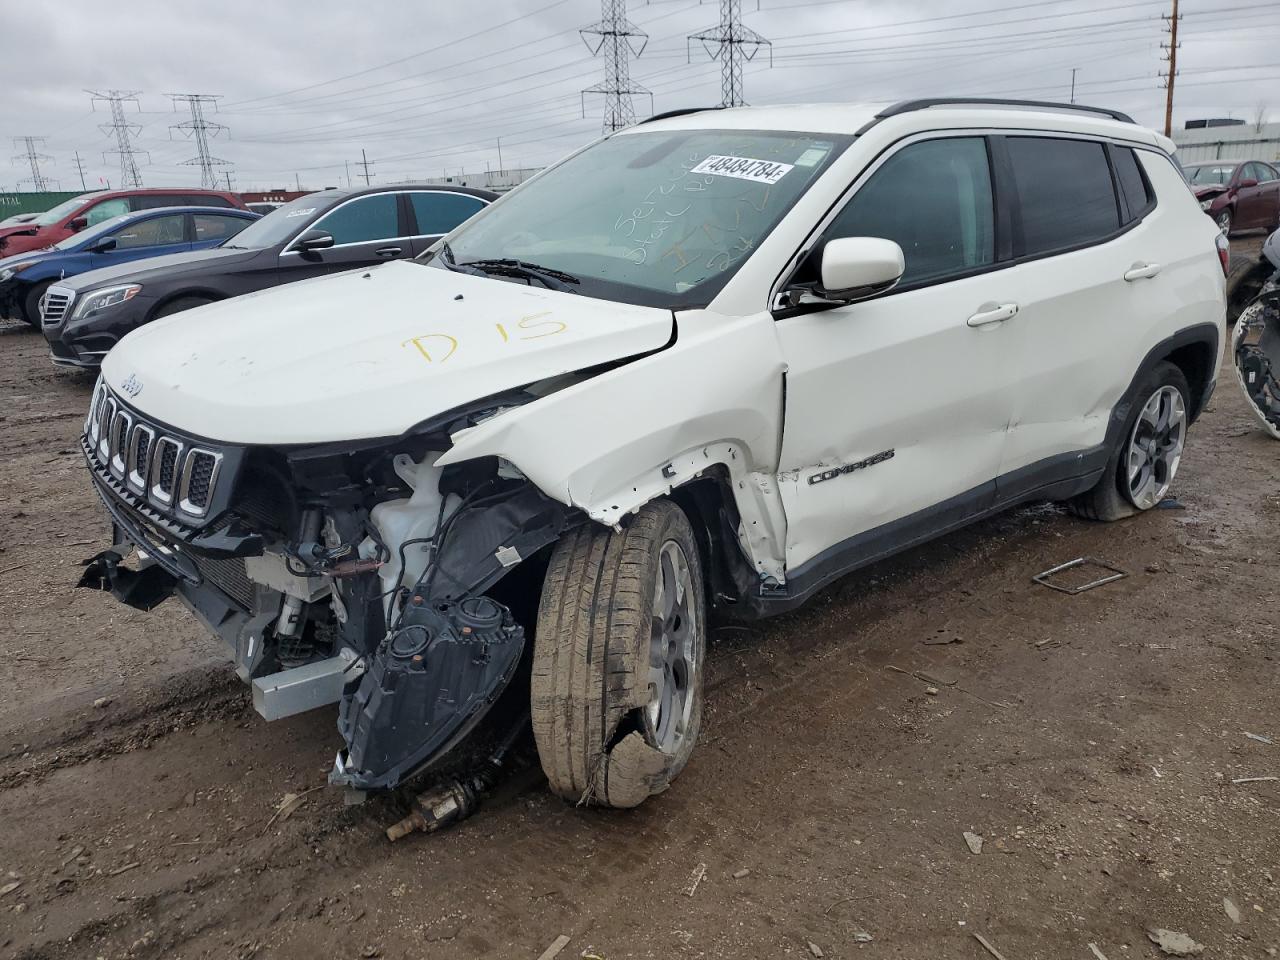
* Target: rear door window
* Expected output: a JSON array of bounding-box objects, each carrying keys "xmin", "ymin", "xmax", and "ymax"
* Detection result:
[
  {"xmin": 311, "ymin": 194, "xmax": 401, "ymax": 245},
  {"xmin": 184, "ymin": 194, "xmax": 233, "ymax": 208},
  {"xmin": 1006, "ymin": 137, "xmax": 1120, "ymax": 256},
  {"xmin": 131, "ymin": 194, "xmax": 186, "ymax": 211},
  {"xmin": 193, "ymin": 213, "xmax": 250, "ymax": 243},
  {"xmin": 408, "ymin": 192, "xmax": 487, "ymax": 236}
]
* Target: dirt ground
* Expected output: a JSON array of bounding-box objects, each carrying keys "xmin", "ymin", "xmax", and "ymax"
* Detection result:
[{"xmin": 2, "ymin": 252, "xmax": 1279, "ymax": 960}]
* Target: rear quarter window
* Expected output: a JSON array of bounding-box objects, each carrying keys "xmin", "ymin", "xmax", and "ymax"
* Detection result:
[
  {"xmin": 1111, "ymin": 147, "xmax": 1155, "ymax": 221},
  {"xmin": 1006, "ymin": 136, "xmax": 1120, "ymax": 256}
]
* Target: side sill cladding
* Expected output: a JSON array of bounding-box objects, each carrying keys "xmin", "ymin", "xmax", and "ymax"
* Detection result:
[{"xmin": 436, "ymin": 310, "xmax": 790, "ymax": 582}]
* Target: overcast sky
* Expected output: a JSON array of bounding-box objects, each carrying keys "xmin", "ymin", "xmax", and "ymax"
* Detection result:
[{"xmin": 3, "ymin": 0, "xmax": 1277, "ymax": 193}]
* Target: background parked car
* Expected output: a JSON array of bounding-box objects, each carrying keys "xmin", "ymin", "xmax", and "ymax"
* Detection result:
[
  {"xmin": 0, "ymin": 187, "xmax": 249, "ymax": 258},
  {"xmin": 42, "ymin": 184, "xmax": 495, "ymax": 368},
  {"xmin": 1184, "ymin": 159, "xmax": 1280, "ymax": 235},
  {"xmin": 245, "ymin": 201, "xmax": 283, "ymax": 215},
  {"xmin": 0, "ymin": 212, "xmax": 39, "ymax": 228},
  {"xmin": 0, "ymin": 206, "xmax": 257, "ymax": 327}
]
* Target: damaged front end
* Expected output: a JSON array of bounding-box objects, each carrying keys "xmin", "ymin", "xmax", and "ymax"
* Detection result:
[
  {"xmin": 78, "ymin": 379, "xmax": 574, "ymax": 792},
  {"xmin": 1233, "ymin": 235, "xmax": 1280, "ymax": 439}
]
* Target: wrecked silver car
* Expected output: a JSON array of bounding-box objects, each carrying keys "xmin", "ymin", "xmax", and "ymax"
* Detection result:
[{"xmin": 1232, "ymin": 229, "xmax": 1280, "ymax": 439}]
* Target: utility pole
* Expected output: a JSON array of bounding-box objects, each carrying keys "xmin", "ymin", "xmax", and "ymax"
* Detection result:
[
  {"xmin": 580, "ymin": 0, "xmax": 652, "ymax": 132},
  {"xmin": 11, "ymin": 137, "xmax": 56, "ymax": 191},
  {"xmin": 1070, "ymin": 68, "xmax": 1078, "ymax": 104},
  {"xmin": 358, "ymin": 148, "xmax": 374, "ymax": 185},
  {"xmin": 1160, "ymin": 0, "xmax": 1181, "ymax": 137},
  {"xmin": 689, "ymin": 0, "xmax": 772, "ymax": 108},
  {"xmin": 88, "ymin": 90, "xmax": 148, "ymax": 188},
  {"xmin": 225, "ymin": 171, "xmax": 234, "ymax": 192},
  {"xmin": 344, "ymin": 159, "xmax": 352, "ymax": 187},
  {"xmin": 295, "ymin": 173, "xmax": 301, "ymax": 191},
  {"xmin": 167, "ymin": 93, "xmax": 231, "ymax": 189},
  {"xmin": 72, "ymin": 151, "xmax": 89, "ymax": 190},
  {"xmin": 496, "ymin": 138, "xmax": 503, "ymax": 173}
]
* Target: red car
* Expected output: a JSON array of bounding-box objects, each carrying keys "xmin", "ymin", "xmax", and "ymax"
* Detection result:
[
  {"xmin": 0, "ymin": 188, "xmax": 249, "ymax": 258},
  {"xmin": 1184, "ymin": 159, "xmax": 1280, "ymax": 236}
]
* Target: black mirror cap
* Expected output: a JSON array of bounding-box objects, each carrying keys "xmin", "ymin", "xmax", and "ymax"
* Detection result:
[
  {"xmin": 89, "ymin": 237, "xmax": 118, "ymax": 254},
  {"xmin": 294, "ymin": 228, "xmax": 335, "ymax": 251}
]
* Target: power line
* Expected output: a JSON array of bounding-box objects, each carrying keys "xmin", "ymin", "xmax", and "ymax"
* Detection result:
[
  {"xmin": 167, "ymin": 93, "xmax": 231, "ymax": 189},
  {"xmin": 11, "ymin": 137, "xmax": 56, "ymax": 192},
  {"xmin": 89, "ymin": 89, "xmax": 149, "ymax": 188},
  {"xmin": 688, "ymin": 0, "xmax": 772, "ymax": 107},
  {"xmin": 581, "ymin": 0, "xmax": 652, "ymax": 132}
]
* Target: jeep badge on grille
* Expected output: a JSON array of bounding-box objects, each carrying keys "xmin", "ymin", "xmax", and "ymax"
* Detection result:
[{"xmin": 121, "ymin": 374, "xmax": 143, "ymax": 399}]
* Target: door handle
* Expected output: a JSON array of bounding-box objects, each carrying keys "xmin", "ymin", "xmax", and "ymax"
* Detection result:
[
  {"xmin": 374, "ymin": 246, "xmax": 402, "ymax": 258},
  {"xmin": 1123, "ymin": 262, "xmax": 1161, "ymax": 282},
  {"xmin": 967, "ymin": 302, "xmax": 1019, "ymax": 327}
]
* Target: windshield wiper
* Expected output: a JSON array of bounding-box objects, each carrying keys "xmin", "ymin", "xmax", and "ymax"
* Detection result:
[{"xmin": 459, "ymin": 257, "xmax": 581, "ymax": 293}]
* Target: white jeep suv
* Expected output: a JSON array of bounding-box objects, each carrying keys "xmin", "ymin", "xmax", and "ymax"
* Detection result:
[{"xmin": 79, "ymin": 99, "xmax": 1226, "ymax": 809}]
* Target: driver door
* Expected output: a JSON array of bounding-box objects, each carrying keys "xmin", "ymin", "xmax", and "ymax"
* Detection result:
[
  {"xmin": 774, "ymin": 135, "xmax": 1021, "ymax": 578},
  {"xmin": 277, "ymin": 192, "xmax": 411, "ymax": 281},
  {"xmin": 87, "ymin": 212, "xmax": 190, "ymax": 271}
]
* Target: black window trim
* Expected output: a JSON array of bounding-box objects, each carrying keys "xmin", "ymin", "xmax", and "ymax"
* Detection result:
[{"xmin": 771, "ymin": 128, "xmax": 1164, "ymax": 319}]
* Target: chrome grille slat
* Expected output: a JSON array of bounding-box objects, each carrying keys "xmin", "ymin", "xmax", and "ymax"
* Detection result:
[{"xmin": 85, "ymin": 383, "xmax": 226, "ymax": 521}]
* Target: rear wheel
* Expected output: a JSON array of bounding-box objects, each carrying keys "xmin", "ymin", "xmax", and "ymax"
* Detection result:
[
  {"xmin": 21, "ymin": 280, "xmax": 53, "ymax": 329},
  {"xmin": 531, "ymin": 499, "xmax": 705, "ymax": 808},
  {"xmin": 1068, "ymin": 361, "xmax": 1190, "ymax": 521},
  {"xmin": 153, "ymin": 296, "xmax": 213, "ymax": 319}
]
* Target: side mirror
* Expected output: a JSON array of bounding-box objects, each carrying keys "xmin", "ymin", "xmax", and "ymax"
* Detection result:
[
  {"xmin": 88, "ymin": 237, "xmax": 117, "ymax": 253},
  {"xmin": 293, "ymin": 228, "xmax": 334, "ymax": 252},
  {"xmin": 67, "ymin": 217, "xmax": 88, "ymax": 233},
  {"xmin": 1238, "ymin": 177, "xmax": 1259, "ymax": 189},
  {"xmin": 816, "ymin": 237, "xmax": 906, "ymax": 302}
]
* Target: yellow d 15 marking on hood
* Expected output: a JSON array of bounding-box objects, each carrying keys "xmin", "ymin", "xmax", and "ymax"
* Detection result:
[{"xmin": 403, "ymin": 314, "xmax": 570, "ymax": 366}]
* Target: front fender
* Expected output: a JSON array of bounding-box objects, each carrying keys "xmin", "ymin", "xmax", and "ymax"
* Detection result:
[{"xmin": 437, "ymin": 310, "xmax": 790, "ymax": 580}]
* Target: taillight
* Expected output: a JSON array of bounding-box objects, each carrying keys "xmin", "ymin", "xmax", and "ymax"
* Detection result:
[{"xmin": 1216, "ymin": 232, "xmax": 1230, "ymax": 277}]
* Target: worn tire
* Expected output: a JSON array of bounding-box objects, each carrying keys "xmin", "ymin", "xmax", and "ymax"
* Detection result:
[
  {"xmin": 152, "ymin": 296, "xmax": 213, "ymax": 320},
  {"xmin": 1068, "ymin": 360, "xmax": 1190, "ymax": 522},
  {"xmin": 531, "ymin": 499, "xmax": 705, "ymax": 808},
  {"xmin": 22, "ymin": 280, "xmax": 53, "ymax": 329}
]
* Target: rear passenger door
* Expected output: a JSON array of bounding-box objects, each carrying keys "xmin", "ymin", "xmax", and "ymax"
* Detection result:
[
  {"xmin": 278, "ymin": 192, "xmax": 409, "ymax": 277},
  {"xmin": 404, "ymin": 190, "xmax": 489, "ymax": 255},
  {"xmin": 994, "ymin": 135, "xmax": 1162, "ymax": 493},
  {"xmin": 89, "ymin": 212, "xmax": 191, "ymax": 270},
  {"xmin": 191, "ymin": 212, "xmax": 251, "ymax": 249}
]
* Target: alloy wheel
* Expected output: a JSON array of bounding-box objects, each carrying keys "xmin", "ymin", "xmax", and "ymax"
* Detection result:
[
  {"xmin": 644, "ymin": 539, "xmax": 699, "ymax": 755},
  {"xmin": 1125, "ymin": 385, "xmax": 1186, "ymax": 510}
]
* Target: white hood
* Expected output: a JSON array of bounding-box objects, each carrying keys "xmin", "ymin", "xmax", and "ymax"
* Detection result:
[{"xmin": 100, "ymin": 260, "xmax": 674, "ymax": 444}]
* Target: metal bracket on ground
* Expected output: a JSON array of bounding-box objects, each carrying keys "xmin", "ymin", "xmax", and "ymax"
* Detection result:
[{"xmin": 1032, "ymin": 556, "xmax": 1128, "ymax": 595}]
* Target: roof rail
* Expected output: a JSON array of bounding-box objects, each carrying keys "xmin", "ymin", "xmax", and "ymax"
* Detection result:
[
  {"xmin": 639, "ymin": 106, "xmax": 724, "ymax": 125},
  {"xmin": 875, "ymin": 98, "xmax": 1136, "ymax": 125}
]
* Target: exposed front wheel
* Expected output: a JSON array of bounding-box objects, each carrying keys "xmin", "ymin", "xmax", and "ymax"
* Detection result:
[
  {"xmin": 531, "ymin": 499, "xmax": 705, "ymax": 808},
  {"xmin": 1216, "ymin": 208, "xmax": 1233, "ymax": 236},
  {"xmin": 22, "ymin": 280, "xmax": 52, "ymax": 329},
  {"xmin": 1068, "ymin": 361, "xmax": 1190, "ymax": 521},
  {"xmin": 153, "ymin": 296, "xmax": 213, "ymax": 320}
]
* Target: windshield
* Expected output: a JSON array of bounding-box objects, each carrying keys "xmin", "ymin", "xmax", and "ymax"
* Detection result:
[
  {"xmin": 51, "ymin": 214, "xmax": 133, "ymax": 251},
  {"xmin": 442, "ymin": 129, "xmax": 851, "ymax": 308},
  {"xmin": 33, "ymin": 193, "xmax": 102, "ymax": 226},
  {"xmin": 1184, "ymin": 164, "xmax": 1235, "ymax": 186},
  {"xmin": 223, "ymin": 194, "xmax": 328, "ymax": 249}
]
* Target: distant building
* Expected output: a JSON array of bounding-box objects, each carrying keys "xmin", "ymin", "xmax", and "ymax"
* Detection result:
[
  {"xmin": 410, "ymin": 166, "xmax": 542, "ymax": 193},
  {"xmin": 1173, "ymin": 120, "xmax": 1280, "ymax": 163}
]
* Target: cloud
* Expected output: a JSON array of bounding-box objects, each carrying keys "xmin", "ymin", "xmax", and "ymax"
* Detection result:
[{"xmin": 3, "ymin": 0, "xmax": 1276, "ymax": 192}]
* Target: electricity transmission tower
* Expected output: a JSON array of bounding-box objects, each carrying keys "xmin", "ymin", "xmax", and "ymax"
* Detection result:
[
  {"xmin": 581, "ymin": 0, "xmax": 652, "ymax": 133},
  {"xmin": 1159, "ymin": 0, "xmax": 1181, "ymax": 137},
  {"xmin": 167, "ymin": 93, "xmax": 231, "ymax": 189},
  {"xmin": 89, "ymin": 89, "xmax": 148, "ymax": 188},
  {"xmin": 12, "ymin": 137, "xmax": 56, "ymax": 191},
  {"xmin": 689, "ymin": 0, "xmax": 772, "ymax": 108}
]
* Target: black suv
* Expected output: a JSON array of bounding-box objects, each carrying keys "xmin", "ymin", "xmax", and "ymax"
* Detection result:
[{"xmin": 43, "ymin": 184, "xmax": 495, "ymax": 368}]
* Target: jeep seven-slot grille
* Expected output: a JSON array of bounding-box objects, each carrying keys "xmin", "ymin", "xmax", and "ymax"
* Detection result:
[{"xmin": 86, "ymin": 382, "xmax": 223, "ymax": 521}]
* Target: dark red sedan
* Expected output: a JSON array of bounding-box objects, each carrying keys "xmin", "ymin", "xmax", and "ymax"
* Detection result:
[{"xmin": 1184, "ymin": 159, "xmax": 1280, "ymax": 236}]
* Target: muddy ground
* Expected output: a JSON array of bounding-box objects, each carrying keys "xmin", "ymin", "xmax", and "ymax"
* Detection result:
[{"xmin": 2, "ymin": 254, "xmax": 1279, "ymax": 960}]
